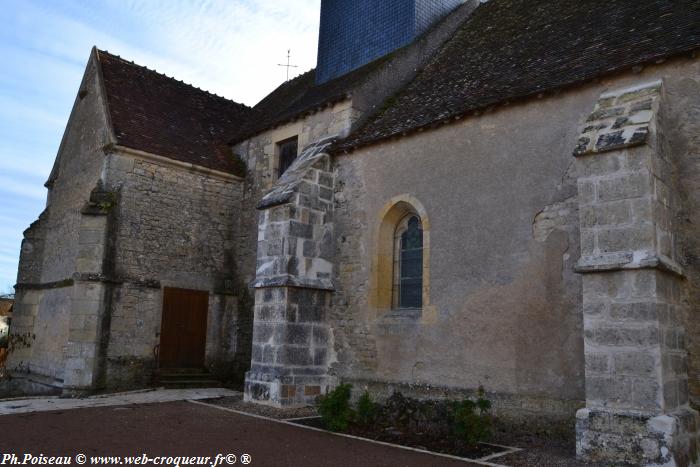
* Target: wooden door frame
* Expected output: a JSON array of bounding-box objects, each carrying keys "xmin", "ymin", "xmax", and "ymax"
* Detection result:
[{"xmin": 159, "ymin": 287, "xmax": 209, "ymax": 369}]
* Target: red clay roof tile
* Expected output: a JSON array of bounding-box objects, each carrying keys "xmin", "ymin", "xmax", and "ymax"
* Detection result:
[{"xmin": 97, "ymin": 49, "xmax": 256, "ymax": 176}]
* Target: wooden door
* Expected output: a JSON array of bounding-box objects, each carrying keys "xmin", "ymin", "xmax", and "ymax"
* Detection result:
[{"xmin": 159, "ymin": 287, "xmax": 209, "ymax": 368}]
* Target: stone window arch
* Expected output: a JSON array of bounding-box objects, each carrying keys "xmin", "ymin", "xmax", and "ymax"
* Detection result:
[{"xmin": 370, "ymin": 195, "xmax": 433, "ymax": 320}]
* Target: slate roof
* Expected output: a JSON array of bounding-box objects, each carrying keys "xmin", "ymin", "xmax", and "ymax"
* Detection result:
[
  {"xmin": 97, "ymin": 49, "xmax": 255, "ymax": 175},
  {"xmin": 336, "ymin": 0, "xmax": 700, "ymax": 152}
]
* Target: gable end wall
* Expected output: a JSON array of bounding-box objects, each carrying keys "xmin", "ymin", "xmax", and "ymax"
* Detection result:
[{"xmin": 8, "ymin": 52, "xmax": 114, "ymax": 386}]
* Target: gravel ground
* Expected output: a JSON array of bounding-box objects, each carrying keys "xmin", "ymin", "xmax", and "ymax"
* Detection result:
[
  {"xmin": 205, "ymin": 397, "xmax": 607, "ymax": 466},
  {"xmin": 492, "ymin": 432, "xmax": 606, "ymax": 467},
  {"xmin": 204, "ymin": 394, "xmax": 318, "ymax": 419}
]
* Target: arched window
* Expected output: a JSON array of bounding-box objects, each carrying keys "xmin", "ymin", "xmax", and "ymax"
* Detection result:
[
  {"xmin": 393, "ymin": 215, "xmax": 423, "ymax": 309},
  {"xmin": 370, "ymin": 195, "xmax": 432, "ymax": 320}
]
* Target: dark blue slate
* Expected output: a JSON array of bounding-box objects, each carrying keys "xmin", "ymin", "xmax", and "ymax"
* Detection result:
[{"xmin": 316, "ymin": 0, "xmax": 461, "ymax": 84}]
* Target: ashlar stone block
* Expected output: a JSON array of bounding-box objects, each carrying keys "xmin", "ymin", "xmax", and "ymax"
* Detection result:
[{"xmin": 575, "ymin": 81, "xmax": 699, "ymax": 465}]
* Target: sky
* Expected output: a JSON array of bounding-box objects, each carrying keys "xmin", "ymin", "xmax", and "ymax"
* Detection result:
[{"xmin": 0, "ymin": 0, "xmax": 322, "ymax": 293}]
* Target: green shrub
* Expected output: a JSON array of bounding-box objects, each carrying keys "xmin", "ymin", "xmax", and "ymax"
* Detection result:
[
  {"xmin": 355, "ymin": 391, "xmax": 379, "ymax": 427},
  {"xmin": 318, "ymin": 384, "xmax": 354, "ymax": 432},
  {"xmin": 317, "ymin": 384, "xmax": 493, "ymax": 445},
  {"xmin": 384, "ymin": 391, "xmax": 413, "ymax": 430},
  {"xmin": 452, "ymin": 386, "xmax": 493, "ymax": 447}
]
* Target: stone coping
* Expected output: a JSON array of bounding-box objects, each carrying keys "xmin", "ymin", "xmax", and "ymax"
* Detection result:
[
  {"xmin": 251, "ymin": 274, "xmax": 334, "ymax": 291},
  {"xmin": 573, "ymin": 80, "xmax": 661, "ymax": 157},
  {"xmin": 575, "ymin": 251, "xmax": 684, "ymax": 277}
]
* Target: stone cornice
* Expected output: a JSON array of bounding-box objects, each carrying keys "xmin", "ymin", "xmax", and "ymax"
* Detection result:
[
  {"xmin": 251, "ymin": 274, "xmax": 334, "ymax": 291},
  {"xmin": 14, "ymin": 279, "xmax": 74, "ymax": 291},
  {"xmin": 109, "ymin": 145, "xmax": 244, "ymax": 182},
  {"xmin": 575, "ymin": 251, "xmax": 684, "ymax": 278}
]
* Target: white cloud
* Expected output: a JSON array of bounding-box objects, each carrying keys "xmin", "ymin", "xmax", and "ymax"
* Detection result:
[
  {"xmin": 0, "ymin": 0, "xmax": 322, "ymax": 288},
  {"xmin": 110, "ymin": 0, "xmax": 321, "ymax": 105},
  {"xmin": 0, "ymin": 176, "xmax": 47, "ymax": 201},
  {"xmin": 0, "ymin": 145, "xmax": 54, "ymax": 180}
]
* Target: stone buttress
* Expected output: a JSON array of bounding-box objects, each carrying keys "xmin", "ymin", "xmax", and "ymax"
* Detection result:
[
  {"xmin": 62, "ymin": 183, "xmax": 117, "ymax": 394},
  {"xmin": 574, "ymin": 81, "xmax": 700, "ymax": 466},
  {"xmin": 244, "ymin": 138, "xmax": 337, "ymax": 407}
]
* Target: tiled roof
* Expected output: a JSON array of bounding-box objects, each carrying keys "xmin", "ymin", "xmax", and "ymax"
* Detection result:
[
  {"xmin": 97, "ymin": 49, "xmax": 256, "ymax": 175},
  {"xmin": 228, "ymin": 1, "xmax": 477, "ymax": 145},
  {"xmin": 229, "ymin": 53, "xmax": 394, "ymax": 144},
  {"xmin": 336, "ymin": 0, "xmax": 700, "ymax": 152}
]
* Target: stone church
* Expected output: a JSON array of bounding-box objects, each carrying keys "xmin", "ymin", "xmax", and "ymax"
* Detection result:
[{"xmin": 5, "ymin": 0, "xmax": 700, "ymax": 464}]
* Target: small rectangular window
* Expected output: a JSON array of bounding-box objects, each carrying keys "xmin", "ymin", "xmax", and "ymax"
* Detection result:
[{"xmin": 277, "ymin": 136, "xmax": 298, "ymax": 177}]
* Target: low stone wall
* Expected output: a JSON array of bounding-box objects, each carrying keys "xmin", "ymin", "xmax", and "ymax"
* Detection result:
[{"xmin": 347, "ymin": 378, "xmax": 583, "ymax": 434}]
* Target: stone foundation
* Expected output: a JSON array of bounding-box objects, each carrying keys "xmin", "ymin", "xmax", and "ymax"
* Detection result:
[
  {"xmin": 243, "ymin": 288, "xmax": 335, "ymax": 407},
  {"xmin": 244, "ymin": 370, "xmax": 335, "ymax": 407},
  {"xmin": 577, "ymin": 408, "xmax": 700, "ymax": 466},
  {"xmin": 0, "ymin": 372, "xmax": 62, "ymax": 399},
  {"xmin": 346, "ymin": 377, "xmax": 583, "ymax": 434}
]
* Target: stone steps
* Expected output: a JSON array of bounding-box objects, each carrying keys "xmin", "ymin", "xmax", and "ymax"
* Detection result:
[{"xmin": 157, "ymin": 368, "xmax": 222, "ymax": 389}]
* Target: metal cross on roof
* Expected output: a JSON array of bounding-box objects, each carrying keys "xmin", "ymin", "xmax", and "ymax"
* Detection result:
[{"xmin": 277, "ymin": 49, "xmax": 299, "ymax": 82}]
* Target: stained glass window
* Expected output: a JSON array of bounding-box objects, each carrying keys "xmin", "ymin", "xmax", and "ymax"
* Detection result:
[{"xmin": 393, "ymin": 215, "xmax": 423, "ymax": 309}]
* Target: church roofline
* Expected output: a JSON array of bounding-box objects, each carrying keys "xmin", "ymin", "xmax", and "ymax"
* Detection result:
[
  {"xmin": 94, "ymin": 48, "xmax": 255, "ymax": 176},
  {"xmin": 334, "ymin": 0, "xmax": 700, "ymax": 154},
  {"xmin": 333, "ymin": 49, "xmax": 700, "ymax": 155},
  {"xmin": 228, "ymin": 1, "xmax": 479, "ymax": 146},
  {"xmin": 96, "ymin": 49, "xmax": 252, "ymax": 108}
]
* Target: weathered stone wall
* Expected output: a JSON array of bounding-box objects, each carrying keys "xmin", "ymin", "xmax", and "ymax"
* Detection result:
[
  {"xmin": 330, "ymin": 56, "xmax": 700, "ymax": 427},
  {"xmin": 7, "ymin": 44, "xmax": 259, "ymax": 395},
  {"xmin": 246, "ymin": 287, "xmax": 333, "ymax": 405},
  {"xmin": 8, "ymin": 53, "xmax": 254, "ymax": 393},
  {"xmin": 573, "ymin": 79, "xmax": 699, "ymax": 465},
  {"xmin": 253, "ymin": 139, "xmax": 336, "ymax": 288},
  {"xmin": 332, "ymin": 90, "xmax": 586, "ymax": 422},
  {"xmin": 37, "ymin": 60, "xmax": 114, "ymax": 284},
  {"xmin": 233, "ymin": 102, "xmax": 360, "ymax": 332},
  {"xmin": 101, "ymin": 151, "xmax": 248, "ymax": 388},
  {"xmin": 231, "ymin": 2, "xmax": 479, "ymax": 295},
  {"xmin": 235, "ymin": 100, "xmax": 358, "ymax": 195},
  {"xmin": 668, "ymin": 63, "xmax": 700, "ymax": 407},
  {"xmin": 8, "ymin": 52, "xmax": 113, "ymax": 387},
  {"xmin": 245, "ymin": 139, "xmax": 337, "ymax": 407}
]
